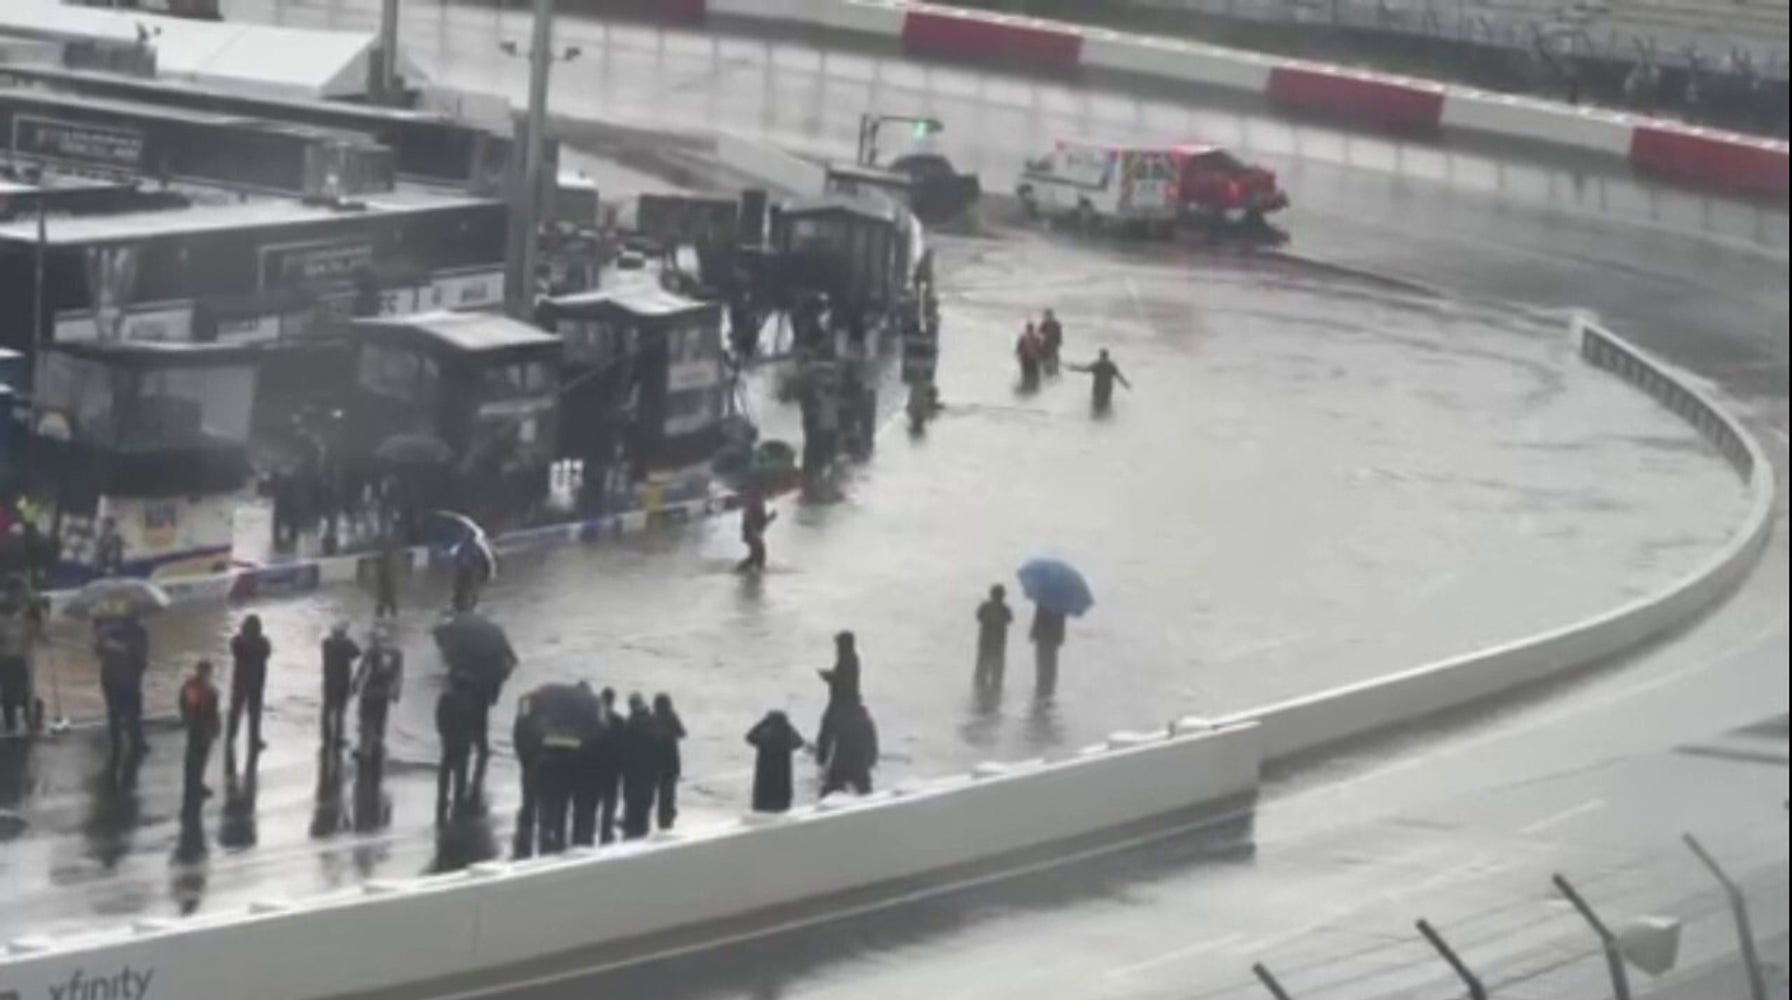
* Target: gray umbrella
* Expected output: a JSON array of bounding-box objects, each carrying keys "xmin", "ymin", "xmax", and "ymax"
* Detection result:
[{"xmin": 61, "ymin": 577, "xmax": 172, "ymax": 620}]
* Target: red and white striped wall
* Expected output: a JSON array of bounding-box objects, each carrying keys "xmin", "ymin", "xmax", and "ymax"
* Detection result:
[{"xmin": 688, "ymin": 0, "xmax": 1788, "ymax": 198}]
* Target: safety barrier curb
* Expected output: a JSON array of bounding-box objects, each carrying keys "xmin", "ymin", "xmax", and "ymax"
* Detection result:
[{"xmin": 42, "ymin": 493, "xmax": 726, "ymax": 619}]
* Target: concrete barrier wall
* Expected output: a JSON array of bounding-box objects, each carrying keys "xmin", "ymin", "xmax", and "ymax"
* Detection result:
[
  {"xmin": 0, "ymin": 722, "xmax": 1261, "ymax": 999},
  {"xmin": 698, "ymin": 0, "xmax": 1789, "ymax": 196},
  {"xmin": 1218, "ymin": 316, "xmax": 1775, "ymax": 762}
]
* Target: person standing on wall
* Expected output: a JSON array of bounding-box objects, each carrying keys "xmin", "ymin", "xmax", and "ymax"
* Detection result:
[
  {"xmin": 320, "ymin": 622, "xmax": 359, "ymax": 756},
  {"xmin": 179, "ymin": 659, "xmax": 221, "ymax": 816},
  {"xmin": 227, "ymin": 614, "xmax": 271, "ymax": 759},
  {"xmin": 974, "ymin": 584, "xmax": 1014, "ymax": 693},
  {"xmin": 652, "ymin": 693, "xmax": 686, "ymax": 832}
]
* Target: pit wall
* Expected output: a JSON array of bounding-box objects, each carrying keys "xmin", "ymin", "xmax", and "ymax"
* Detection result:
[
  {"xmin": 0, "ymin": 313, "xmax": 1772, "ymax": 1000},
  {"xmin": 0, "ymin": 721, "xmax": 1264, "ymax": 1000},
  {"xmin": 41, "ymin": 489, "xmax": 724, "ymax": 618},
  {"xmin": 695, "ymin": 0, "xmax": 1789, "ymax": 198}
]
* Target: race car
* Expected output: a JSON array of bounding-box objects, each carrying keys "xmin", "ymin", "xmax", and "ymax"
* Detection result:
[{"xmin": 1170, "ymin": 144, "xmax": 1289, "ymax": 225}]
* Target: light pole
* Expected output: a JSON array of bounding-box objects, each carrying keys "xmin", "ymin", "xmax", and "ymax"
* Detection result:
[
  {"xmin": 377, "ymin": 0, "xmax": 401, "ymax": 100},
  {"xmin": 503, "ymin": 1, "xmax": 580, "ymax": 317}
]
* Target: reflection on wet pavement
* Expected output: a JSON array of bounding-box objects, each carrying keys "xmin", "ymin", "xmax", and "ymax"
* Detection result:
[{"xmin": 0, "ymin": 237, "xmax": 1747, "ymax": 939}]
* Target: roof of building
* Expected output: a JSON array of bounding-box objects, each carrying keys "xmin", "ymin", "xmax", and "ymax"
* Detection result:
[
  {"xmin": 348, "ymin": 311, "xmax": 561, "ymax": 357},
  {"xmin": 544, "ymin": 282, "xmax": 715, "ymax": 320},
  {"xmin": 0, "ymin": 1, "xmax": 430, "ymax": 100},
  {"xmin": 0, "ymin": 188, "xmax": 495, "ymax": 247}
]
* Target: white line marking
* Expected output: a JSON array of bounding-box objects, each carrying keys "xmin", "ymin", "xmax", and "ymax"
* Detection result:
[
  {"xmin": 1519, "ymin": 798, "xmax": 1607, "ymax": 836},
  {"xmin": 1105, "ymin": 932, "xmax": 1248, "ymax": 979}
]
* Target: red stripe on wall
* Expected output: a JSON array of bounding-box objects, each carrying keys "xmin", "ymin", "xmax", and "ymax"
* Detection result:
[
  {"xmin": 1629, "ymin": 126, "xmax": 1789, "ymax": 199},
  {"xmin": 901, "ymin": 9, "xmax": 1082, "ymax": 72},
  {"xmin": 1265, "ymin": 66, "xmax": 1444, "ymax": 135}
]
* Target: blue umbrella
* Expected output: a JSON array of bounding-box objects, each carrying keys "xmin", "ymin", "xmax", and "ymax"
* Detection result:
[{"xmin": 1017, "ymin": 557, "xmax": 1094, "ymax": 617}]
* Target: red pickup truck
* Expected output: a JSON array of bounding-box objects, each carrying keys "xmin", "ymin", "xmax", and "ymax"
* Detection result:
[{"xmin": 1170, "ymin": 144, "xmax": 1288, "ymax": 224}]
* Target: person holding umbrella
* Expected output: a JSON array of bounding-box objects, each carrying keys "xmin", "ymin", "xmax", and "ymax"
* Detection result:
[
  {"xmin": 433, "ymin": 608, "xmax": 516, "ymax": 803},
  {"xmin": 94, "ymin": 611, "xmax": 151, "ymax": 771},
  {"xmin": 65, "ymin": 578, "xmax": 168, "ymax": 763},
  {"xmin": 1016, "ymin": 558, "xmax": 1095, "ymax": 700}
]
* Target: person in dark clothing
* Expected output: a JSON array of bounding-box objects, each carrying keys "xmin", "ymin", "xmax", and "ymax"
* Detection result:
[
  {"xmin": 1068, "ymin": 349, "xmax": 1132, "ymax": 413},
  {"xmin": 435, "ymin": 677, "xmax": 483, "ymax": 826},
  {"xmin": 1016, "ymin": 323, "xmax": 1042, "ymax": 391},
  {"xmin": 1029, "ymin": 606, "xmax": 1067, "ymax": 698},
  {"xmin": 94, "ymin": 614, "xmax": 149, "ymax": 772},
  {"xmin": 735, "ymin": 490, "xmax": 776, "ymax": 574},
  {"xmin": 652, "ymin": 693, "xmax": 686, "ymax": 831},
  {"xmin": 746, "ymin": 710, "xmax": 805, "ymax": 813},
  {"xmin": 373, "ymin": 543, "xmax": 399, "ymax": 619},
  {"xmin": 178, "ymin": 659, "xmax": 221, "ymax": 817},
  {"xmin": 586, "ymin": 686, "xmax": 622, "ymax": 845},
  {"xmin": 353, "ymin": 628, "xmax": 403, "ymax": 759},
  {"xmin": 227, "ymin": 615, "xmax": 271, "ymax": 759},
  {"xmin": 618, "ymin": 693, "xmax": 659, "ymax": 840},
  {"xmin": 974, "ymin": 584, "xmax": 1014, "ymax": 692},
  {"xmin": 815, "ymin": 631, "xmax": 861, "ymax": 765},
  {"xmin": 0, "ymin": 578, "xmax": 37, "ymax": 734},
  {"xmin": 451, "ymin": 541, "xmax": 488, "ymax": 612},
  {"xmin": 1039, "ymin": 310, "xmax": 1063, "ymax": 376},
  {"xmin": 510, "ymin": 681, "xmax": 601, "ymax": 855},
  {"xmin": 320, "ymin": 622, "xmax": 359, "ymax": 753},
  {"xmin": 571, "ymin": 696, "xmax": 614, "ymax": 847},
  {"xmin": 820, "ymin": 701, "xmax": 877, "ymax": 796}
]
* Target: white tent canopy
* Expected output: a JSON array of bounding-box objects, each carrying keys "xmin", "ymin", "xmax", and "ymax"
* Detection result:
[{"xmin": 0, "ymin": 1, "xmax": 429, "ymax": 100}]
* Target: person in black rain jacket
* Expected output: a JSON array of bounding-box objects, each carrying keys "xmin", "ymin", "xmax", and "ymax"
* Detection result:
[{"xmin": 746, "ymin": 711, "xmax": 805, "ymax": 813}]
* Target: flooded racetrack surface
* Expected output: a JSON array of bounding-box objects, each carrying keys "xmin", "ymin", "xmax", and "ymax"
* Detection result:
[{"xmin": 0, "ymin": 230, "xmax": 1748, "ymax": 939}]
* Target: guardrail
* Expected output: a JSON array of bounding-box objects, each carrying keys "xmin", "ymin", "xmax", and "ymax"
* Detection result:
[
  {"xmin": 0, "ymin": 302, "xmax": 1770, "ymax": 999},
  {"xmin": 0, "ymin": 721, "xmax": 1262, "ymax": 1000},
  {"xmin": 697, "ymin": 0, "xmax": 1790, "ymax": 196}
]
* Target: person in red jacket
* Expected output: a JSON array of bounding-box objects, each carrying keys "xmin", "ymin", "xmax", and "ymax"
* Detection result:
[{"xmin": 179, "ymin": 660, "xmax": 221, "ymax": 817}]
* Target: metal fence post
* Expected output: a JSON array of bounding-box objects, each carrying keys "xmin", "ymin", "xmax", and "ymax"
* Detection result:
[
  {"xmin": 1684, "ymin": 834, "xmax": 1769, "ymax": 1000},
  {"xmin": 1416, "ymin": 918, "xmax": 1488, "ymax": 1000},
  {"xmin": 1252, "ymin": 962, "xmax": 1296, "ymax": 1000},
  {"xmin": 1553, "ymin": 873, "xmax": 1633, "ymax": 1000}
]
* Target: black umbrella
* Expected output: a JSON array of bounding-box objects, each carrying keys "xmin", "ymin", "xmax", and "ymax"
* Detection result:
[
  {"xmin": 375, "ymin": 433, "xmax": 453, "ymax": 468},
  {"xmin": 433, "ymin": 611, "xmax": 516, "ymax": 696}
]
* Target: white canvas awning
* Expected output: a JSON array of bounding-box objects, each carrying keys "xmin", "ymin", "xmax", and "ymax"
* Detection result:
[{"xmin": 0, "ymin": 1, "xmax": 429, "ymax": 100}]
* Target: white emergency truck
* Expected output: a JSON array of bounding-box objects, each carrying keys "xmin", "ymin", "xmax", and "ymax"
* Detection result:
[{"xmin": 1014, "ymin": 140, "xmax": 1177, "ymax": 231}]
